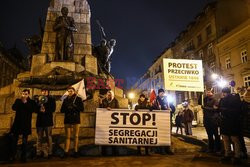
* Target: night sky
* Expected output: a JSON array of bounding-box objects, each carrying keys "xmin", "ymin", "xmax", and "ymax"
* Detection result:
[{"xmin": 0, "ymin": 0, "xmax": 213, "ymax": 88}]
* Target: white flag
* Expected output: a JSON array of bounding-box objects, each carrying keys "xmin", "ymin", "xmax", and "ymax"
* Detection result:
[{"xmin": 61, "ymin": 79, "xmax": 87, "ymax": 101}]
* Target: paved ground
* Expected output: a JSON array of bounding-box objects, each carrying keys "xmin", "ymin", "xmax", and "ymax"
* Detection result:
[
  {"xmin": 1, "ymin": 153, "xmax": 249, "ymax": 167},
  {"xmin": 177, "ymin": 126, "xmax": 250, "ymax": 154},
  {"xmin": 1, "ymin": 127, "xmax": 249, "ymax": 167}
]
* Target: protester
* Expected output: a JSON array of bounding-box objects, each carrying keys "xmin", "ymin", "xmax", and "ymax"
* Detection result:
[
  {"xmin": 60, "ymin": 87, "xmax": 84, "ymax": 158},
  {"xmin": 218, "ymin": 87, "xmax": 242, "ymax": 164},
  {"xmin": 152, "ymin": 88, "xmax": 175, "ymax": 155},
  {"xmin": 9, "ymin": 89, "xmax": 38, "ymax": 162},
  {"xmin": 99, "ymin": 90, "xmax": 119, "ymax": 109},
  {"xmin": 175, "ymin": 110, "xmax": 184, "ymax": 135},
  {"xmin": 35, "ymin": 89, "xmax": 56, "ymax": 159},
  {"xmin": 135, "ymin": 94, "xmax": 150, "ymax": 155},
  {"xmin": 182, "ymin": 101, "xmax": 194, "ymax": 135},
  {"xmin": 235, "ymin": 87, "xmax": 248, "ymax": 159},
  {"xmin": 99, "ymin": 90, "xmax": 119, "ymax": 156},
  {"xmin": 202, "ymin": 90, "xmax": 220, "ymax": 153}
]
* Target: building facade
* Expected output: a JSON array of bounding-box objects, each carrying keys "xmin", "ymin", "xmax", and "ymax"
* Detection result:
[
  {"xmin": 132, "ymin": 0, "xmax": 250, "ymax": 125},
  {"xmin": 0, "ymin": 44, "xmax": 27, "ymax": 88},
  {"xmin": 217, "ymin": 19, "xmax": 250, "ymax": 89}
]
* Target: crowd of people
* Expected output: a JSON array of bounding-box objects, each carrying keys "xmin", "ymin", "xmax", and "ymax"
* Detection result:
[{"xmin": 5, "ymin": 86, "xmax": 249, "ymax": 165}]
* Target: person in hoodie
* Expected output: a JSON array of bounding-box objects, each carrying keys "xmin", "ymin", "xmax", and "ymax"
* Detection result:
[
  {"xmin": 135, "ymin": 94, "xmax": 150, "ymax": 155},
  {"xmin": 35, "ymin": 89, "xmax": 56, "ymax": 159}
]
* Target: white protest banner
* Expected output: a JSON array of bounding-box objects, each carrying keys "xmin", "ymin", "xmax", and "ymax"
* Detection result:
[
  {"xmin": 163, "ymin": 58, "xmax": 204, "ymax": 92},
  {"xmin": 95, "ymin": 108, "xmax": 171, "ymax": 146}
]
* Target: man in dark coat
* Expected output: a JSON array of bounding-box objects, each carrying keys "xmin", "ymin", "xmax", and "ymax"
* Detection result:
[
  {"xmin": 99, "ymin": 90, "xmax": 119, "ymax": 155},
  {"xmin": 99, "ymin": 90, "xmax": 119, "ymax": 109},
  {"xmin": 202, "ymin": 90, "xmax": 220, "ymax": 153},
  {"xmin": 60, "ymin": 87, "xmax": 84, "ymax": 158},
  {"xmin": 152, "ymin": 89, "xmax": 175, "ymax": 155},
  {"xmin": 219, "ymin": 87, "xmax": 242, "ymax": 164},
  {"xmin": 35, "ymin": 89, "xmax": 56, "ymax": 158},
  {"xmin": 9, "ymin": 89, "xmax": 38, "ymax": 162},
  {"xmin": 182, "ymin": 101, "xmax": 194, "ymax": 135}
]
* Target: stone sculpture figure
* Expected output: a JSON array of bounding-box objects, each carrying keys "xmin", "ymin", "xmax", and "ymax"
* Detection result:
[
  {"xmin": 96, "ymin": 20, "xmax": 116, "ymax": 73},
  {"xmin": 53, "ymin": 7, "xmax": 77, "ymax": 61}
]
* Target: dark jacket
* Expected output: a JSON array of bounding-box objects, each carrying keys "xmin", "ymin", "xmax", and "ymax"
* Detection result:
[
  {"xmin": 11, "ymin": 98, "xmax": 38, "ymax": 135},
  {"xmin": 218, "ymin": 94, "xmax": 242, "ymax": 136},
  {"xmin": 135, "ymin": 98, "xmax": 150, "ymax": 111},
  {"xmin": 175, "ymin": 112, "xmax": 184, "ymax": 127},
  {"xmin": 183, "ymin": 108, "xmax": 194, "ymax": 123},
  {"xmin": 153, "ymin": 96, "xmax": 175, "ymax": 113},
  {"xmin": 36, "ymin": 96, "xmax": 56, "ymax": 127},
  {"xmin": 61, "ymin": 95, "xmax": 84, "ymax": 124},
  {"xmin": 203, "ymin": 96, "xmax": 219, "ymax": 127},
  {"xmin": 99, "ymin": 98, "xmax": 119, "ymax": 109}
]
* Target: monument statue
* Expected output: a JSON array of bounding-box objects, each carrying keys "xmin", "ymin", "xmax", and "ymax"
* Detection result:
[
  {"xmin": 94, "ymin": 20, "xmax": 116, "ymax": 73},
  {"xmin": 24, "ymin": 18, "xmax": 44, "ymax": 67},
  {"xmin": 53, "ymin": 7, "xmax": 77, "ymax": 61}
]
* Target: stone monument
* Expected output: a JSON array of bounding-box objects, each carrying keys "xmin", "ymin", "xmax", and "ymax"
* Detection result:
[{"xmin": 0, "ymin": 0, "xmax": 128, "ymax": 160}]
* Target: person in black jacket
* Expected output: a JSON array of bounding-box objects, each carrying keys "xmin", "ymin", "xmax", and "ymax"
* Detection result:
[
  {"xmin": 35, "ymin": 89, "xmax": 56, "ymax": 159},
  {"xmin": 219, "ymin": 87, "xmax": 242, "ymax": 164},
  {"xmin": 99, "ymin": 90, "xmax": 119, "ymax": 109},
  {"xmin": 152, "ymin": 89, "xmax": 175, "ymax": 155},
  {"xmin": 99, "ymin": 90, "xmax": 119, "ymax": 156},
  {"xmin": 60, "ymin": 87, "xmax": 84, "ymax": 158},
  {"xmin": 135, "ymin": 94, "xmax": 150, "ymax": 155},
  {"xmin": 9, "ymin": 89, "xmax": 38, "ymax": 162},
  {"xmin": 202, "ymin": 90, "xmax": 220, "ymax": 153}
]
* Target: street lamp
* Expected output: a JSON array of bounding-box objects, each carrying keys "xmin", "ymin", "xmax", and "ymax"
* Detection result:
[
  {"xmin": 128, "ymin": 92, "xmax": 135, "ymax": 110},
  {"xmin": 211, "ymin": 73, "xmax": 228, "ymax": 89},
  {"xmin": 128, "ymin": 92, "xmax": 135, "ymax": 99},
  {"xmin": 211, "ymin": 73, "xmax": 219, "ymax": 80},
  {"xmin": 217, "ymin": 79, "xmax": 227, "ymax": 88}
]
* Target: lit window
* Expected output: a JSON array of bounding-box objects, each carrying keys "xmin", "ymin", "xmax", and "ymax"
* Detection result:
[
  {"xmin": 243, "ymin": 75, "xmax": 250, "ymax": 87},
  {"xmin": 241, "ymin": 49, "xmax": 248, "ymax": 63},
  {"xmin": 225, "ymin": 57, "xmax": 231, "ymax": 69},
  {"xmin": 207, "ymin": 43, "xmax": 213, "ymax": 56}
]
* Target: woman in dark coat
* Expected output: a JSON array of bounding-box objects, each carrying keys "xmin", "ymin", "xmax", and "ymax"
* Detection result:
[
  {"xmin": 182, "ymin": 101, "xmax": 194, "ymax": 135},
  {"xmin": 9, "ymin": 89, "xmax": 38, "ymax": 162},
  {"xmin": 60, "ymin": 87, "xmax": 84, "ymax": 158},
  {"xmin": 135, "ymin": 94, "xmax": 151, "ymax": 155}
]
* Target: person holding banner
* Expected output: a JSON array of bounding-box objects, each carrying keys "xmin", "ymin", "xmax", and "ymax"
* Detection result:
[
  {"xmin": 152, "ymin": 88, "xmax": 175, "ymax": 155},
  {"xmin": 60, "ymin": 87, "xmax": 84, "ymax": 158},
  {"xmin": 99, "ymin": 90, "xmax": 119, "ymax": 156},
  {"xmin": 135, "ymin": 94, "xmax": 151, "ymax": 155},
  {"xmin": 99, "ymin": 90, "xmax": 119, "ymax": 110}
]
